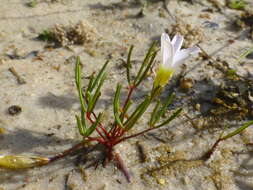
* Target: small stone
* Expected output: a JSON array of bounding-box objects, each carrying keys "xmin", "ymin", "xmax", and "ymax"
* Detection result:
[
  {"xmin": 7, "ymin": 105, "xmax": 22, "ymax": 116},
  {"xmin": 180, "ymin": 78, "xmax": 194, "ymax": 91},
  {"xmin": 157, "ymin": 178, "xmax": 166, "ymax": 185},
  {"xmin": 195, "ymin": 103, "xmax": 201, "ymax": 111}
]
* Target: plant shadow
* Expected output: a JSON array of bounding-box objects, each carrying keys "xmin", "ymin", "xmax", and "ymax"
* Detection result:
[
  {"xmin": 0, "ymin": 128, "xmax": 78, "ymax": 154},
  {"xmin": 37, "ymin": 92, "xmax": 78, "ymax": 110}
]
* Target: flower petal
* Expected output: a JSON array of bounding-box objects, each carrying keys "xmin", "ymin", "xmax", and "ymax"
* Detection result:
[
  {"xmin": 171, "ymin": 35, "xmax": 184, "ymax": 54},
  {"xmin": 161, "ymin": 33, "xmax": 173, "ymax": 68},
  {"xmin": 173, "ymin": 46, "xmax": 200, "ymax": 68}
]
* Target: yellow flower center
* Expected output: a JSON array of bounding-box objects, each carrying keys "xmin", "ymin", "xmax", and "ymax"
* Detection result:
[{"xmin": 153, "ymin": 66, "xmax": 174, "ymax": 88}]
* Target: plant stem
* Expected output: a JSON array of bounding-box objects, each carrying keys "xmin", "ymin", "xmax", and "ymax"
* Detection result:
[
  {"xmin": 202, "ymin": 139, "xmax": 222, "ymax": 160},
  {"xmin": 111, "ymin": 85, "xmax": 135, "ymax": 136},
  {"xmin": 48, "ymin": 141, "xmax": 86, "ymax": 163},
  {"xmin": 87, "ymin": 112, "xmax": 108, "ymax": 140},
  {"xmin": 91, "ymin": 111, "xmax": 111, "ymax": 138},
  {"xmin": 122, "ymin": 85, "xmax": 135, "ymax": 110},
  {"xmin": 113, "ymin": 126, "xmax": 156, "ymax": 145}
]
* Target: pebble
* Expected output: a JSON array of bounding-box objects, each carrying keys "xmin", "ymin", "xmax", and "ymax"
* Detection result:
[{"xmin": 7, "ymin": 105, "xmax": 22, "ymax": 116}]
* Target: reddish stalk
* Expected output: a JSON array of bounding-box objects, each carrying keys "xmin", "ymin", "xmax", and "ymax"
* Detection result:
[
  {"xmin": 113, "ymin": 126, "xmax": 156, "ymax": 146},
  {"xmin": 87, "ymin": 112, "xmax": 108, "ymax": 140},
  {"xmin": 110, "ymin": 85, "xmax": 135, "ymax": 137},
  {"xmin": 122, "ymin": 85, "xmax": 135, "ymax": 110},
  {"xmin": 202, "ymin": 139, "xmax": 222, "ymax": 160},
  {"xmin": 91, "ymin": 111, "xmax": 111, "ymax": 138},
  {"xmin": 48, "ymin": 141, "xmax": 86, "ymax": 163}
]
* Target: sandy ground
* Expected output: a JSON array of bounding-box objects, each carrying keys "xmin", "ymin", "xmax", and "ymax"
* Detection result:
[{"xmin": 0, "ymin": 0, "xmax": 253, "ymax": 189}]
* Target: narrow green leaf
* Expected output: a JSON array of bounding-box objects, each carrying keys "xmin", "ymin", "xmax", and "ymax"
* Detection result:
[
  {"xmin": 114, "ymin": 84, "xmax": 124, "ymax": 128},
  {"xmin": 126, "ymin": 45, "xmax": 134, "ymax": 85},
  {"xmin": 149, "ymin": 100, "xmax": 161, "ymax": 126},
  {"xmin": 124, "ymin": 96, "xmax": 151, "ymax": 131},
  {"xmin": 221, "ymin": 120, "xmax": 253, "ymax": 140},
  {"xmin": 86, "ymin": 91, "xmax": 93, "ymax": 105},
  {"xmin": 155, "ymin": 108, "xmax": 182, "ymax": 128},
  {"xmin": 75, "ymin": 57, "xmax": 86, "ymax": 127},
  {"xmin": 88, "ymin": 73, "xmax": 106, "ymax": 112},
  {"xmin": 75, "ymin": 115, "xmax": 86, "ymax": 136},
  {"xmin": 134, "ymin": 42, "xmax": 157, "ymax": 86},
  {"xmin": 85, "ymin": 74, "xmax": 95, "ymax": 97},
  {"xmin": 91, "ymin": 60, "xmax": 109, "ymax": 90},
  {"xmin": 88, "ymin": 92, "xmax": 101, "ymax": 113},
  {"xmin": 153, "ymin": 92, "xmax": 174, "ymax": 124},
  {"xmin": 135, "ymin": 51, "xmax": 157, "ymax": 87},
  {"xmin": 85, "ymin": 113, "xmax": 102, "ymax": 136},
  {"xmin": 120, "ymin": 100, "xmax": 132, "ymax": 122}
]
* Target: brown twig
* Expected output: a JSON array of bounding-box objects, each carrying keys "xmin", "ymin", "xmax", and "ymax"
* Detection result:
[{"xmin": 8, "ymin": 67, "xmax": 26, "ymax": 85}]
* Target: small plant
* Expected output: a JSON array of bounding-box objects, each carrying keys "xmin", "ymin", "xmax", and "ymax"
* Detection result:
[
  {"xmin": 26, "ymin": 0, "xmax": 37, "ymax": 8},
  {"xmin": 0, "ymin": 33, "xmax": 201, "ymax": 182},
  {"xmin": 37, "ymin": 29, "xmax": 55, "ymax": 42},
  {"xmin": 1, "ymin": 32, "xmax": 253, "ymax": 183},
  {"xmin": 203, "ymin": 120, "xmax": 253, "ymax": 160},
  {"xmin": 228, "ymin": 0, "xmax": 246, "ymax": 10}
]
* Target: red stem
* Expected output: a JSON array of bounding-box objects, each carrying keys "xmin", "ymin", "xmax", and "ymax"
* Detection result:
[
  {"xmin": 202, "ymin": 139, "xmax": 222, "ymax": 160},
  {"xmin": 48, "ymin": 141, "xmax": 85, "ymax": 163},
  {"xmin": 113, "ymin": 126, "xmax": 156, "ymax": 146},
  {"xmin": 122, "ymin": 85, "xmax": 135, "ymax": 110},
  {"xmin": 111, "ymin": 85, "xmax": 135, "ymax": 137},
  {"xmin": 87, "ymin": 112, "xmax": 107, "ymax": 140},
  {"xmin": 91, "ymin": 111, "xmax": 111, "ymax": 138}
]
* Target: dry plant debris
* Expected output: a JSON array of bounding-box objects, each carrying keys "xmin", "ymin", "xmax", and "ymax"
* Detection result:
[
  {"xmin": 38, "ymin": 20, "xmax": 98, "ymax": 47},
  {"xmin": 169, "ymin": 19, "xmax": 204, "ymax": 48}
]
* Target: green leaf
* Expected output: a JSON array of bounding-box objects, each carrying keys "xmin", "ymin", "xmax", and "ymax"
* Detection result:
[
  {"xmin": 126, "ymin": 45, "xmax": 134, "ymax": 85},
  {"xmin": 114, "ymin": 84, "xmax": 124, "ymax": 128},
  {"xmin": 221, "ymin": 120, "xmax": 253, "ymax": 140},
  {"xmin": 91, "ymin": 61, "xmax": 109, "ymax": 90},
  {"xmin": 75, "ymin": 57, "xmax": 86, "ymax": 114},
  {"xmin": 85, "ymin": 74, "xmax": 95, "ymax": 97},
  {"xmin": 75, "ymin": 115, "xmax": 86, "ymax": 136},
  {"xmin": 85, "ymin": 113, "xmax": 102, "ymax": 136},
  {"xmin": 134, "ymin": 41, "xmax": 157, "ymax": 86},
  {"xmin": 87, "ymin": 73, "xmax": 106, "ymax": 112},
  {"xmin": 135, "ymin": 51, "xmax": 157, "ymax": 87},
  {"xmin": 120, "ymin": 100, "xmax": 132, "ymax": 122},
  {"xmin": 124, "ymin": 96, "xmax": 151, "ymax": 131},
  {"xmin": 228, "ymin": 0, "xmax": 246, "ymax": 10},
  {"xmin": 149, "ymin": 100, "xmax": 161, "ymax": 126},
  {"xmin": 155, "ymin": 108, "xmax": 182, "ymax": 128},
  {"xmin": 75, "ymin": 57, "xmax": 87, "ymax": 128},
  {"xmin": 153, "ymin": 93, "xmax": 174, "ymax": 125}
]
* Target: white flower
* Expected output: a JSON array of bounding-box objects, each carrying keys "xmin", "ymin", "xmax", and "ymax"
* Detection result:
[{"xmin": 154, "ymin": 33, "xmax": 200, "ymax": 87}]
